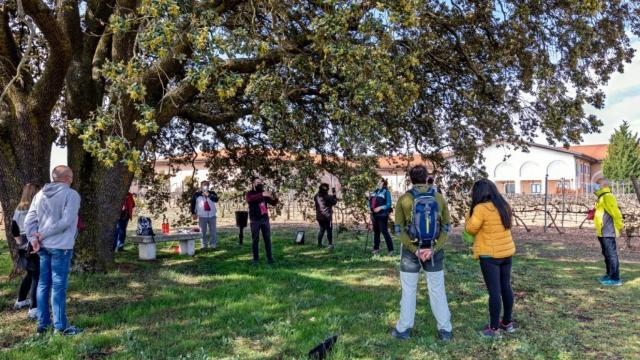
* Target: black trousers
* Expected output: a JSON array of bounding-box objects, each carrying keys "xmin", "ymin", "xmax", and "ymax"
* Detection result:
[
  {"xmin": 18, "ymin": 266, "xmax": 39, "ymax": 309},
  {"xmin": 317, "ymin": 220, "xmax": 333, "ymax": 246},
  {"xmin": 251, "ymin": 219, "xmax": 273, "ymax": 262},
  {"xmin": 598, "ymin": 237, "xmax": 620, "ymax": 281},
  {"xmin": 372, "ymin": 215, "xmax": 393, "ymax": 252},
  {"xmin": 479, "ymin": 257, "xmax": 514, "ymax": 329}
]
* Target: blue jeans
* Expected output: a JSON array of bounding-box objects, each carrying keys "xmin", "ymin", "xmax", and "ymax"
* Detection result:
[
  {"xmin": 114, "ymin": 217, "xmax": 130, "ymax": 250},
  {"xmin": 597, "ymin": 237, "xmax": 620, "ymax": 281},
  {"xmin": 37, "ymin": 248, "xmax": 73, "ymax": 331}
]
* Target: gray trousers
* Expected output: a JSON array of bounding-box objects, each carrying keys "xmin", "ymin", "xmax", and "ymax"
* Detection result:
[
  {"xmin": 198, "ymin": 216, "xmax": 217, "ymax": 248},
  {"xmin": 396, "ymin": 245, "xmax": 452, "ymax": 332}
]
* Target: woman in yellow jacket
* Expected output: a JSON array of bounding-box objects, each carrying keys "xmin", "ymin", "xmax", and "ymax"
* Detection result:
[{"xmin": 464, "ymin": 179, "xmax": 516, "ymax": 338}]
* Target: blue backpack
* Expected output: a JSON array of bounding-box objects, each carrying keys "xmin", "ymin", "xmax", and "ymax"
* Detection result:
[{"xmin": 406, "ymin": 187, "xmax": 440, "ymax": 249}]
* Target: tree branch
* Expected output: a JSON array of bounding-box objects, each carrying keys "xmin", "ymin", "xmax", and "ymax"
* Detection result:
[
  {"xmin": 22, "ymin": 0, "xmax": 71, "ymax": 117},
  {"xmin": 179, "ymin": 105, "xmax": 251, "ymax": 128}
]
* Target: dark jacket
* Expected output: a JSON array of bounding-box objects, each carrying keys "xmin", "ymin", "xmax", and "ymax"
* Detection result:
[
  {"xmin": 314, "ymin": 191, "xmax": 338, "ymax": 222},
  {"xmin": 190, "ymin": 190, "xmax": 219, "ymax": 215},
  {"xmin": 246, "ymin": 190, "xmax": 278, "ymax": 222}
]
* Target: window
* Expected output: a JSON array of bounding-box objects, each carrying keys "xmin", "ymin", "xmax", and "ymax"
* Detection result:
[
  {"xmin": 504, "ymin": 181, "xmax": 516, "ymax": 194},
  {"xmin": 530, "ymin": 183, "xmax": 542, "ymax": 194}
]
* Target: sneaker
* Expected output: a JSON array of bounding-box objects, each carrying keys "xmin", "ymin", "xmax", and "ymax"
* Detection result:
[
  {"xmin": 14, "ymin": 299, "xmax": 31, "ymax": 310},
  {"xmin": 479, "ymin": 325, "xmax": 501, "ymax": 338},
  {"xmin": 388, "ymin": 251, "xmax": 395, "ymax": 256},
  {"xmin": 601, "ymin": 279, "xmax": 622, "ymax": 286},
  {"xmin": 318, "ymin": 243, "xmax": 324, "ymax": 248},
  {"xmin": 371, "ymin": 249, "xmax": 380, "ymax": 255},
  {"xmin": 500, "ymin": 321, "xmax": 516, "ymax": 333},
  {"xmin": 327, "ymin": 244, "xmax": 334, "ymax": 251},
  {"xmin": 28, "ymin": 308, "xmax": 39, "ymax": 321},
  {"xmin": 599, "ymin": 275, "xmax": 610, "ymax": 282},
  {"xmin": 54, "ymin": 326, "xmax": 83, "ymax": 336},
  {"xmin": 438, "ymin": 329, "xmax": 453, "ymax": 342},
  {"xmin": 391, "ymin": 328, "xmax": 411, "ymax": 340},
  {"xmin": 36, "ymin": 327, "xmax": 50, "ymax": 335},
  {"xmin": 251, "ymin": 260, "xmax": 259, "ymax": 266},
  {"xmin": 267, "ymin": 259, "xmax": 274, "ymax": 265}
]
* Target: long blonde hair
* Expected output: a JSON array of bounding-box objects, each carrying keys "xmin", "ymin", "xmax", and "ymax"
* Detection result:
[{"xmin": 17, "ymin": 183, "xmax": 39, "ymax": 211}]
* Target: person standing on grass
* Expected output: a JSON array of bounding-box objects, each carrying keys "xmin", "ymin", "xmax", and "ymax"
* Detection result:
[
  {"xmin": 464, "ymin": 179, "xmax": 516, "ymax": 338},
  {"xmin": 246, "ymin": 176, "xmax": 278, "ymax": 265},
  {"xmin": 369, "ymin": 178, "xmax": 394, "ymax": 255},
  {"xmin": 24, "ymin": 165, "xmax": 82, "ymax": 336},
  {"xmin": 593, "ymin": 178, "xmax": 624, "ymax": 286},
  {"xmin": 191, "ymin": 181, "xmax": 219, "ymax": 249},
  {"xmin": 12, "ymin": 183, "xmax": 41, "ymax": 320},
  {"xmin": 114, "ymin": 192, "xmax": 136, "ymax": 252},
  {"xmin": 391, "ymin": 165, "xmax": 453, "ymax": 342},
  {"xmin": 314, "ymin": 183, "xmax": 338, "ymax": 250}
]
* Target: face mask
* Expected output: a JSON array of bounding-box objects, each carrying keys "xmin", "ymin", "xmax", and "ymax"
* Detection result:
[
  {"xmin": 593, "ymin": 183, "xmax": 601, "ymax": 192},
  {"xmin": 255, "ymin": 184, "xmax": 264, "ymax": 192}
]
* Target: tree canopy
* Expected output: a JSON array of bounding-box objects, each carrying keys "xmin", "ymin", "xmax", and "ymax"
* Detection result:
[
  {"xmin": 603, "ymin": 120, "xmax": 640, "ymax": 181},
  {"xmin": 1, "ymin": 0, "xmax": 639, "ymax": 270}
]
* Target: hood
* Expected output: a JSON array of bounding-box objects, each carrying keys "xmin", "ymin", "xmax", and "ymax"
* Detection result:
[
  {"xmin": 594, "ymin": 186, "xmax": 611, "ymax": 197},
  {"xmin": 42, "ymin": 182, "xmax": 70, "ymax": 198}
]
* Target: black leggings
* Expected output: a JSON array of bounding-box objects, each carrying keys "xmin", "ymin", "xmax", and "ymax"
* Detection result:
[
  {"xmin": 480, "ymin": 257, "xmax": 513, "ymax": 329},
  {"xmin": 372, "ymin": 216, "xmax": 393, "ymax": 252},
  {"xmin": 18, "ymin": 267, "xmax": 39, "ymax": 309},
  {"xmin": 317, "ymin": 220, "xmax": 333, "ymax": 245}
]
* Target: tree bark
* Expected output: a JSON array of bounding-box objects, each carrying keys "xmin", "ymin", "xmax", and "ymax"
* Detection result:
[{"xmin": 0, "ymin": 109, "xmax": 54, "ymax": 261}]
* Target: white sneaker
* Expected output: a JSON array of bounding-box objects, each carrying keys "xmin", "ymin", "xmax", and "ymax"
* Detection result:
[
  {"xmin": 14, "ymin": 299, "xmax": 31, "ymax": 310},
  {"xmin": 28, "ymin": 308, "xmax": 39, "ymax": 320}
]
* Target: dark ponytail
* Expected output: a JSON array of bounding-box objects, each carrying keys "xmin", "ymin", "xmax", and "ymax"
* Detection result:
[{"xmin": 470, "ymin": 179, "xmax": 512, "ymax": 229}]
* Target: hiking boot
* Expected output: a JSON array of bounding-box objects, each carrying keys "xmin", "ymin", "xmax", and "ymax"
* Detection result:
[
  {"xmin": 438, "ymin": 329, "xmax": 453, "ymax": 342},
  {"xmin": 500, "ymin": 321, "xmax": 517, "ymax": 333},
  {"xmin": 14, "ymin": 299, "xmax": 31, "ymax": 310},
  {"xmin": 391, "ymin": 327, "xmax": 411, "ymax": 340},
  {"xmin": 28, "ymin": 308, "xmax": 39, "ymax": 321},
  {"xmin": 54, "ymin": 326, "xmax": 83, "ymax": 336},
  {"xmin": 479, "ymin": 325, "xmax": 501, "ymax": 338},
  {"xmin": 601, "ymin": 279, "xmax": 622, "ymax": 286}
]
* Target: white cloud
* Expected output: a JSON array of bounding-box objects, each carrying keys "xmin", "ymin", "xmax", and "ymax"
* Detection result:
[{"xmin": 581, "ymin": 39, "xmax": 640, "ymax": 144}]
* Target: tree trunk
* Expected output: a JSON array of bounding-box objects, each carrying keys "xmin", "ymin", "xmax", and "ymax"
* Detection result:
[{"xmin": 0, "ymin": 109, "xmax": 54, "ymax": 263}]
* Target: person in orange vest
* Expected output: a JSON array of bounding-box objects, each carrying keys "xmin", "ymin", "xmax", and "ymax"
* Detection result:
[{"xmin": 464, "ymin": 179, "xmax": 516, "ymax": 338}]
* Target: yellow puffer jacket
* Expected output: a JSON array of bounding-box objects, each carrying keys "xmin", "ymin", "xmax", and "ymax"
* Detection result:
[{"xmin": 465, "ymin": 202, "xmax": 515, "ymax": 259}]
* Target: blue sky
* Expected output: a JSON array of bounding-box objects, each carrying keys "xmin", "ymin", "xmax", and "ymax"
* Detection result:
[{"xmin": 579, "ymin": 39, "xmax": 640, "ymax": 144}]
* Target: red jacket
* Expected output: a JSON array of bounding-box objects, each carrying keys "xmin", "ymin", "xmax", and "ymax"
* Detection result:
[{"xmin": 122, "ymin": 192, "xmax": 136, "ymax": 220}]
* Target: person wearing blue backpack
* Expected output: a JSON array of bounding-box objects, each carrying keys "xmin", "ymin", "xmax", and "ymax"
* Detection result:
[
  {"xmin": 369, "ymin": 179, "xmax": 394, "ymax": 255},
  {"xmin": 391, "ymin": 165, "xmax": 453, "ymax": 342}
]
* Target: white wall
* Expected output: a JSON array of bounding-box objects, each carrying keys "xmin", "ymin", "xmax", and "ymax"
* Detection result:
[{"xmin": 482, "ymin": 144, "xmax": 577, "ymax": 193}]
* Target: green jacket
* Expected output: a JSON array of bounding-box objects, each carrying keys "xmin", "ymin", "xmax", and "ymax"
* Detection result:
[
  {"xmin": 394, "ymin": 184, "xmax": 450, "ymax": 253},
  {"xmin": 594, "ymin": 186, "xmax": 624, "ymax": 237}
]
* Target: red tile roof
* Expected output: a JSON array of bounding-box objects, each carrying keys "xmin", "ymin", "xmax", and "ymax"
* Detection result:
[{"xmin": 563, "ymin": 144, "xmax": 608, "ymax": 161}]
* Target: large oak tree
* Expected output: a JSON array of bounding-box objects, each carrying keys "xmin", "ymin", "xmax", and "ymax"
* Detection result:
[{"xmin": 1, "ymin": 0, "xmax": 639, "ymax": 271}]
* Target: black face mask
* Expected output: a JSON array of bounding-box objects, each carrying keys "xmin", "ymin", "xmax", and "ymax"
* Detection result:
[{"xmin": 255, "ymin": 184, "xmax": 264, "ymax": 192}]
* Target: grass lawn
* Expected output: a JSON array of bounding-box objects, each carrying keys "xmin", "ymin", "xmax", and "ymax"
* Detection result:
[{"xmin": 1, "ymin": 227, "xmax": 639, "ymax": 359}]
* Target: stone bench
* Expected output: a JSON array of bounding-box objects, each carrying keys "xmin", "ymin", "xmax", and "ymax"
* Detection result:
[{"xmin": 130, "ymin": 233, "xmax": 200, "ymax": 260}]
